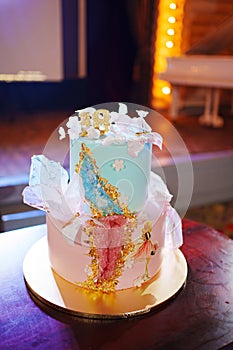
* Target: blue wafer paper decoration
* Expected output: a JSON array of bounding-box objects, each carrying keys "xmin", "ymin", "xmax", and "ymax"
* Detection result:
[{"xmin": 76, "ymin": 143, "xmax": 123, "ymax": 216}]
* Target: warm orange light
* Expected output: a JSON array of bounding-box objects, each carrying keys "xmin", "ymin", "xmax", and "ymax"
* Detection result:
[
  {"xmin": 152, "ymin": 0, "xmax": 185, "ymax": 109},
  {"xmin": 168, "ymin": 16, "xmax": 176, "ymax": 23},
  {"xmin": 167, "ymin": 28, "xmax": 175, "ymax": 35},
  {"xmin": 165, "ymin": 40, "xmax": 174, "ymax": 48},
  {"xmin": 169, "ymin": 3, "xmax": 177, "ymax": 10},
  {"xmin": 162, "ymin": 86, "xmax": 171, "ymax": 95}
]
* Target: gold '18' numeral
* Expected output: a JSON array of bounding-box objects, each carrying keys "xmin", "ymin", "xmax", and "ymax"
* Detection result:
[{"xmin": 79, "ymin": 109, "xmax": 110, "ymax": 135}]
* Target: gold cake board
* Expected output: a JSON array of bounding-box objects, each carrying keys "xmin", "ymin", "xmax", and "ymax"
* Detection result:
[{"xmin": 23, "ymin": 236, "xmax": 188, "ymax": 319}]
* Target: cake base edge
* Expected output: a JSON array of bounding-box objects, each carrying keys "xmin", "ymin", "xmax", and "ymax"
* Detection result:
[{"xmin": 23, "ymin": 236, "xmax": 188, "ymax": 319}]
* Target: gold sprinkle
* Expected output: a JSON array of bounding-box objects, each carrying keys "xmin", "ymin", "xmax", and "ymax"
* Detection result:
[
  {"xmin": 80, "ymin": 130, "xmax": 88, "ymax": 137},
  {"xmin": 135, "ymin": 131, "xmax": 149, "ymax": 136}
]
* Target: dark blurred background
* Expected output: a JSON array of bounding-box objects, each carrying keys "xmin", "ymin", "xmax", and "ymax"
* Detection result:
[{"xmin": 0, "ymin": 0, "xmax": 155, "ymax": 115}]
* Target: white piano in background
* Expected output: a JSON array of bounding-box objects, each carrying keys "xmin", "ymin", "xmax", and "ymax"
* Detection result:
[{"xmin": 159, "ymin": 55, "xmax": 233, "ymax": 127}]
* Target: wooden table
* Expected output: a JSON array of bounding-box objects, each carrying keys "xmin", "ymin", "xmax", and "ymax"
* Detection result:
[{"xmin": 1, "ymin": 220, "xmax": 233, "ymax": 350}]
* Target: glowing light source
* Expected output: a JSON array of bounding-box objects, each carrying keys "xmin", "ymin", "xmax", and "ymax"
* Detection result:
[
  {"xmin": 0, "ymin": 70, "xmax": 46, "ymax": 82},
  {"xmin": 168, "ymin": 16, "xmax": 176, "ymax": 23},
  {"xmin": 167, "ymin": 28, "xmax": 175, "ymax": 35},
  {"xmin": 152, "ymin": 0, "xmax": 185, "ymax": 109},
  {"xmin": 169, "ymin": 3, "xmax": 177, "ymax": 10},
  {"xmin": 166, "ymin": 41, "xmax": 174, "ymax": 48},
  {"xmin": 162, "ymin": 86, "xmax": 171, "ymax": 95}
]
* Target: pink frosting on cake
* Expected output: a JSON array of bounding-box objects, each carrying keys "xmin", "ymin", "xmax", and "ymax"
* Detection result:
[{"xmin": 47, "ymin": 209, "xmax": 167, "ymax": 290}]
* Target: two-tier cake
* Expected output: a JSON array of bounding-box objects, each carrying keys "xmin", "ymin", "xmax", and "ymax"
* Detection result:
[{"xmin": 23, "ymin": 103, "xmax": 183, "ymax": 295}]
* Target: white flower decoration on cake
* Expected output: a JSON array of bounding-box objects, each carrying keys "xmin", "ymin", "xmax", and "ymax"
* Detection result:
[
  {"xmin": 136, "ymin": 110, "xmax": 148, "ymax": 119},
  {"xmin": 119, "ymin": 193, "xmax": 129, "ymax": 205},
  {"xmin": 58, "ymin": 126, "xmax": 66, "ymax": 140},
  {"xmin": 87, "ymin": 127, "xmax": 100, "ymax": 139},
  {"xmin": 67, "ymin": 116, "xmax": 82, "ymax": 139},
  {"xmin": 133, "ymin": 275, "xmax": 147, "ymax": 288},
  {"xmin": 119, "ymin": 102, "xmax": 128, "ymax": 115},
  {"xmin": 112, "ymin": 159, "xmax": 125, "ymax": 172},
  {"xmin": 124, "ymin": 259, "xmax": 134, "ymax": 269}
]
